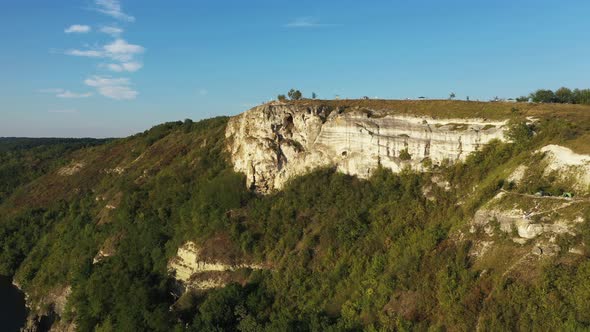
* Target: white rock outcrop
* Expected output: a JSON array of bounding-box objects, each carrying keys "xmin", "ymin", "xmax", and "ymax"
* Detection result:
[
  {"xmin": 168, "ymin": 242, "xmax": 262, "ymax": 290},
  {"xmin": 57, "ymin": 162, "xmax": 85, "ymax": 176},
  {"xmin": 539, "ymin": 145, "xmax": 590, "ymax": 193},
  {"xmin": 472, "ymin": 208, "xmax": 578, "ymax": 239},
  {"xmin": 226, "ymin": 103, "xmax": 507, "ymax": 192}
]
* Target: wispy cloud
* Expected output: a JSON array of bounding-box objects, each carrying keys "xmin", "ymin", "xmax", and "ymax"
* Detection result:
[
  {"xmin": 100, "ymin": 26, "xmax": 123, "ymax": 37},
  {"xmin": 40, "ymin": 88, "xmax": 93, "ymax": 98},
  {"xmin": 284, "ymin": 17, "xmax": 338, "ymax": 28},
  {"xmin": 84, "ymin": 75, "xmax": 138, "ymax": 100},
  {"xmin": 66, "ymin": 49, "xmax": 103, "ymax": 57},
  {"xmin": 56, "ymin": 1, "xmax": 142, "ymax": 101},
  {"xmin": 103, "ymin": 39, "xmax": 144, "ymax": 61},
  {"xmin": 104, "ymin": 61, "xmax": 143, "ymax": 72},
  {"xmin": 95, "ymin": 0, "xmax": 135, "ymax": 22},
  {"xmin": 65, "ymin": 24, "xmax": 91, "ymax": 33},
  {"xmin": 66, "ymin": 39, "xmax": 145, "ymax": 62},
  {"xmin": 198, "ymin": 89, "xmax": 209, "ymax": 96},
  {"xmin": 57, "ymin": 90, "xmax": 93, "ymax": 98}
]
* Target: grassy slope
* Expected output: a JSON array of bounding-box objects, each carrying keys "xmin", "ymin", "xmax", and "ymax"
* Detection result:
[{"xmin": 293, "ymin": 99, "xmax": 590, "ymax": 119}]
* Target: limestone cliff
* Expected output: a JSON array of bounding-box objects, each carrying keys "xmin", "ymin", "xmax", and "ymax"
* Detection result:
[{"xmin": 226, "ymin": 102, "xmax": 507, "ymax": 192}]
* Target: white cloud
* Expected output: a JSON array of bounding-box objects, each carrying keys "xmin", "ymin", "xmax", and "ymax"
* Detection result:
[
  {"xmin": 284, "ymin": 17, "xmax": 338, "ymax": 28},
  {"xmin": 103, "ymin": 39, "xmax": 144, "ymax": 61},
  {"xmin": 199, "ymin": 89, "xmax": 208, "ymax": 96},
  {"xmin": 66, "ymin": 49, "xmax": 103, "ymax": 57},
  {"xmin": 100, "ymin": 26, "xmax": 123, "ymax": 36},
  {"xmin": 105, "ymin": 61, "xmax": 143, "ymax": 72},
  {"xmin": 84, "ymin": 75, "xmax": 138, "ymax": 100},
  {"xmin": 66, "ymin": 39, "xmax": 145, "ymax": 63},
  {"xmin": 85, "ymin": 76, "xmax": 129, "ymax": 87},
  {"xmin": 95, "ymin": 0, "xmax": 135, "ymax": 22},
  {"xmin": 40, "ymin": 88, "xmax": 93, "ymax": 98},
  {"xmin": 65, "ymin": 24, "xmax": 91, "ymax": 33}
]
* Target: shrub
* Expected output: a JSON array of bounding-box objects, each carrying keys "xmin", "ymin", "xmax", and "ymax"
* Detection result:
[
  {"xmin": 399, "ymin": 148, "xmax": 412, "ymax": 161},
  {"xmin": 288, "ymin": 89, "xmax": 302, "ymax": 100}
]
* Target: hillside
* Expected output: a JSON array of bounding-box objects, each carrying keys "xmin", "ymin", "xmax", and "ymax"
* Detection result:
[{"xmin": 1, "ymin": 100, "xmax": 590, "ymax": 331}]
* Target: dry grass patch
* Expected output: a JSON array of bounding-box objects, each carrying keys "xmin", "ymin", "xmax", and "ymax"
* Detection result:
[{"xmin": 285, "ymin": 99, "xmax": 590, "ymax": 121}]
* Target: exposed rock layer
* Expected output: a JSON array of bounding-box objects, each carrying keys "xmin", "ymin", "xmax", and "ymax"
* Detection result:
[
  {"xmin": 168, "ymin": 242, "xmax": 262, "ymax": 290},
  {"xmin": 226, "ymin": 102, "xmax": 507, "ymax": 192}
]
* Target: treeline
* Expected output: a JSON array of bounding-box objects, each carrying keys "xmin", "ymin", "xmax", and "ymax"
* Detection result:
[
  {"xmin": 520, "ymin": 87, "xmax": 590, "ymax": 104},
  {"xmin": 0, "ymin": 137, "xmax": 108, "ymax": 153}
]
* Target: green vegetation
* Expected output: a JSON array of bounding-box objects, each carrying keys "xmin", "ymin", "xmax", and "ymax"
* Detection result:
[
  {"xmin": 288, "ymin": 89, "xmax": 302, "ymax": 101},
  {"xmin": 0, "ymin": 102, "xmax": 589, "ymax": 331},
  {"xmin": 528, "ymin": 87, "xmax": 590, "ymax": 105},
  {"xmin": 0, "ymin": 138, "xmax": 108, "ymax": 204},
  {"xmin": 399, "ymin": 148, "xmax": 412, "ymax": 161}
]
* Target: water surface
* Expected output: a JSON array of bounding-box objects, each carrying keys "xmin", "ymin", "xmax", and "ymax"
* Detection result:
[{"xmin": 0, "ymin": 275, "xmax": 27, "ymax": 332}]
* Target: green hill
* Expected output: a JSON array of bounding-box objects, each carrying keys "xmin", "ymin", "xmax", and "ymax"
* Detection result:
[{"xmin": 1, "ymin": 101, "xmax": 590, "ymax": 331}]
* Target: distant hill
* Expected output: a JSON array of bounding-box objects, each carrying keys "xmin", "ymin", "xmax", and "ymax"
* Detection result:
[{"xmin": 0, "ymin": 137, "xmax": 109, "ymax": 152}]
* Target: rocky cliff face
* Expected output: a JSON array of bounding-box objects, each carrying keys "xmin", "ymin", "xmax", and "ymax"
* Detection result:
[{"xmin": 226, "ymin": 102, "xmax": 507, "ymax": 192}]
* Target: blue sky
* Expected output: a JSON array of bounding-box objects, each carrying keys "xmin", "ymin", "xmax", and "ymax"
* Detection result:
[{"xmin": 1, "ymin": 0, "xmax": 590, "ymax": 137}]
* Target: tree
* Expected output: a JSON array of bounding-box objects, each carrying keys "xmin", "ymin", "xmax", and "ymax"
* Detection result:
[
  {"xmin": 312, "ymin": 92, "xmax": 317, "ymax": 99},
  {"xmin": 183, "ymin": 118, "xmax": 193, "ymax": 133},
  {"xmin": 449, "ymin": 92, "xmax": 456, "ymax": 100},
  {"xmin": 573, "ymin": 89, "xmax": 590, "ymax": 105},
  {"xmin": 288, "ymin": 89, "xmax": 302, "ymax": 100},
  {"xmin": 507, "ymin": 121, "xmax": 534, "ymax": 149},
  {"xmin": 555, "ymin": 87, "xmax": 573, "ymax": 104},
  {"xmin": 530, "ymin": 89, "xmax": 556, "ymax": 103},
  {"xmin": 277, "ymin": 94, "xmax": 287, "ymax": 102},
  {"xmin": 516, "ymin": 96, "xmax": 529, "ymax": 102}
]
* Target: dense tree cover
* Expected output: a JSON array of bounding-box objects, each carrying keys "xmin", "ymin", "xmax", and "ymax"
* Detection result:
[
  {"xmin": 525, "ymin": 87, "xmax": 590, "ymax": 104},
  {"xmin": 0, "ymin": 116, "xmax": 589, "ymax": 331},
  {"xmin": 0, "ymin": 138, "xmax": 108, "ymax": 204}
]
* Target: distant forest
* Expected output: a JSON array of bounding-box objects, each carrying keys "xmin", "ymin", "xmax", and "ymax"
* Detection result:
[{"xmin": 0, "ymin": 137, "xmax": 109, "ymax": 203}]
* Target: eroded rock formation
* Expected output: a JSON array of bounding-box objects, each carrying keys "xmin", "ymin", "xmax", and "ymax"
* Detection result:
[{"xmin": 226, "ymin": 102, "xmax": 507, "ymax": 192}]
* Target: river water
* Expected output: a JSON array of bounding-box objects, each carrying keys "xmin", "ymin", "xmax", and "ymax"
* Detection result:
[{"xmin": 0, "ymin": 275, "xmax": 27, "ymax": 332}]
